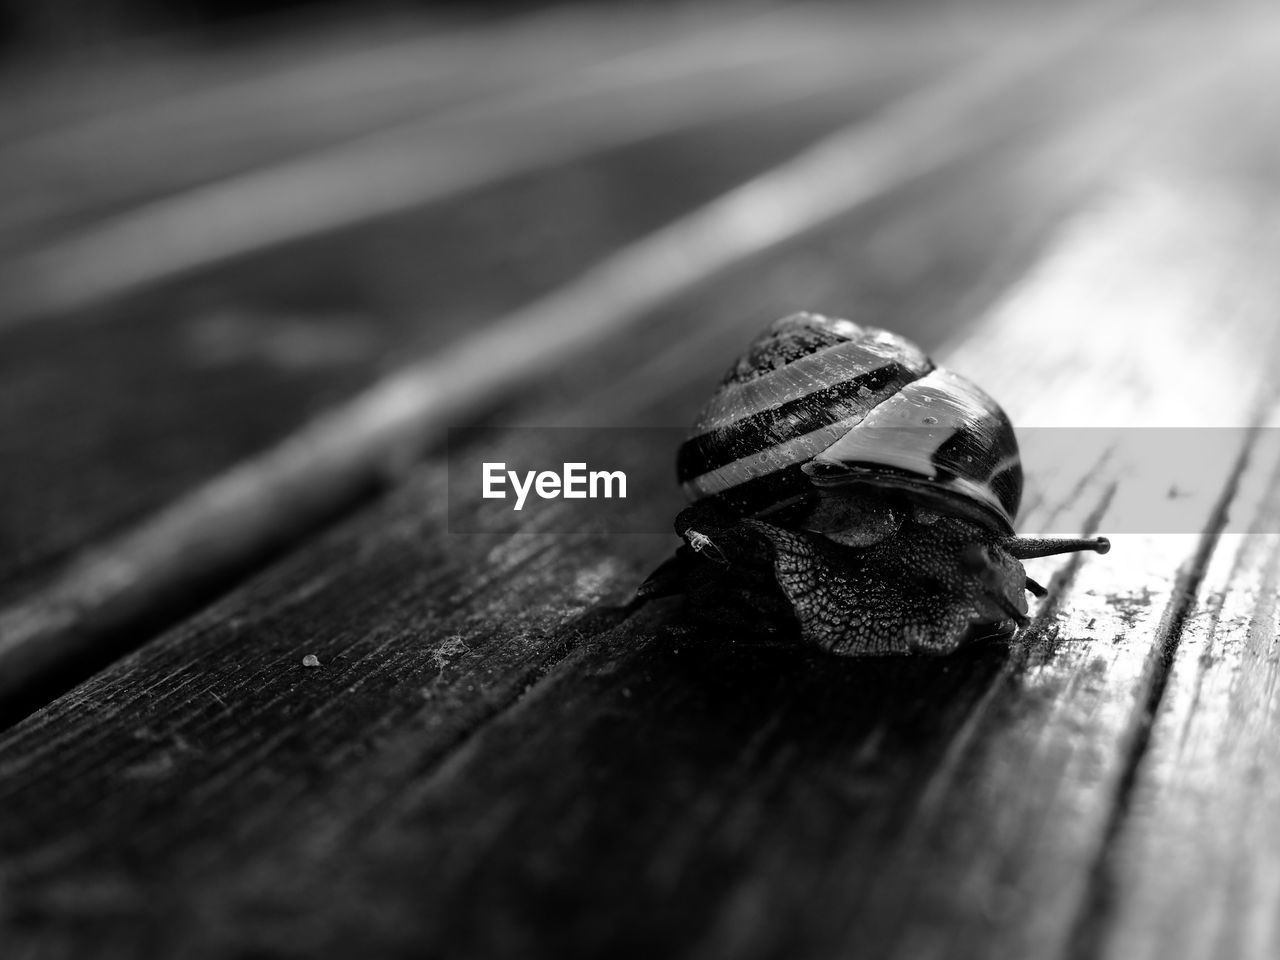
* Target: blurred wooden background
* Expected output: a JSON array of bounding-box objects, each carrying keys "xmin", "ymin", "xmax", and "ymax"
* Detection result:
[{"xmin": 2, "ymin": 2, "xmax": 1280, "ymax": 957}]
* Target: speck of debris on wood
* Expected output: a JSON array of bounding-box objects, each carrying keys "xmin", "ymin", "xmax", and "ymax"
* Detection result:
[
  {"xmin": 431, "ymin": 636, "xmax": 469, "ymax": 672},
  {"xmin": 302, "ymin": 654, "xmax": 321, "ymax": 668}
]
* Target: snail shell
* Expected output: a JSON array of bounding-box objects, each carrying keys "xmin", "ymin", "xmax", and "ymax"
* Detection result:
[
  {"xmin": 676, "ymin": 312, "xmax": 1021, "ymax": 533},
  {"xmin": 645, "ymin": 312, "xmax": 1108, "ymax": 656}
]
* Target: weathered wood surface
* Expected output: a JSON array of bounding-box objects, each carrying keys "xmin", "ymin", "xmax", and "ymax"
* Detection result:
[
  {"xmin": 0, "ymin": 51, "xmax": 929, "ymax": 599},
  {"xmin": 1084, "ymin": 431, "xmax": 1280, "ymax": 960},
  {"xmin": 0, "ymin": 5, "xmax": 1164, "ymax": 713},
  {"xmin": 4, "ymin": 6, "xmax": 1280, "ymax": 959},
  {"xmin": 1, "ymin": 4, "xmax": 886, "ymax": 256}
]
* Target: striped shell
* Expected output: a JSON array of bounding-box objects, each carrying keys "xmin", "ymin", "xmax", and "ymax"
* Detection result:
[{"xmin": 676, "ymin": 313, "xmax": 1022, "ymax": 534}]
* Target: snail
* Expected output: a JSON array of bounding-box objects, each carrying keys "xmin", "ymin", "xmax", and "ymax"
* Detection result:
[{"xmin": 639, "ymin": 312, "xmax": 1109, "ymax": 655}]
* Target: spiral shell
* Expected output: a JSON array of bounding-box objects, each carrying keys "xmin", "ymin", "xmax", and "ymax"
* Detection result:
[{"xmin": 676, "ymin": 312, "xmax": 1022, "ymax": 533}]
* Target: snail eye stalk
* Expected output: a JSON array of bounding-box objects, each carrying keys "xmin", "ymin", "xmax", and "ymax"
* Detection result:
[{"xmin": 1004, "ymin": 536, "xmax": 1111, "ymax": 560}]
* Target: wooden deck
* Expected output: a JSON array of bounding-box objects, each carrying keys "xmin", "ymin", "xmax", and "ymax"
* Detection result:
[{"xmin": 3, "ymin": 4, "xmax": 1280, "ymax": 957}]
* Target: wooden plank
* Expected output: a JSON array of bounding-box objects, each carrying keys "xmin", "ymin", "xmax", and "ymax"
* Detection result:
[
  {"xmin": 2, "ymin": 24, "xmax": 1276, "ymax": 958},
  {"xmin": 0, "ymin": 14, "xmax": 1154, "ymax": 717},
  {"xmin": 821, "ymin": 63, "xmax": 1280, "ymax": 955},
  {"xmin": 1080, "ymin": 431, "xmax": 1280, "ymax": 960}
]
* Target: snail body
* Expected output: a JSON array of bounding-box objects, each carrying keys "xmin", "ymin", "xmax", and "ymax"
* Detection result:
[{"xmin": 643, "ymin": 313, "xmax": 1108, "ymax": 656}]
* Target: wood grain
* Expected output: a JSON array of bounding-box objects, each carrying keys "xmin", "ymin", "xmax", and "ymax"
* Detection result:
[
  {"xmin": 0, "ymin": 5, "xmax": 860, "ymax": 255},
  {"xmin": 1083, "ymin": 429, "xmax": 1280, "ymax": 960},
  {"xmin": 0, "ymin": 6, "xmax": 983, "ymax": 602},
  {"xmin": 6, "ymin": 9, "xmax": 1280, "ymax": 960},
  {"xmin": 0, "ymin": 12, "xmax": 1159, "ymax": 719},
  {"xmin": 256, "ymin": 126, "xmax": 1280, "ymax": 960},
  {"xmin": 0, "ymin": 90, "xmax": 891, "ymax": 599},
  {"xmin": 4, "ymin": 21, "xmax": 1280, "ymax": 958},
  {"xmin": 0, "ymin": 15, "xmax": 911, "ymax": 323},
  {"xmin": 0, "ymin": 129, "xmax": 1109, "ymax": 959}
]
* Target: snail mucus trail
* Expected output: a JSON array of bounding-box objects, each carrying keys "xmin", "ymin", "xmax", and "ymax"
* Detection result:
[{"xmin": 638, "ymin": 313, "xmax": 1109, "ymax": 656}]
